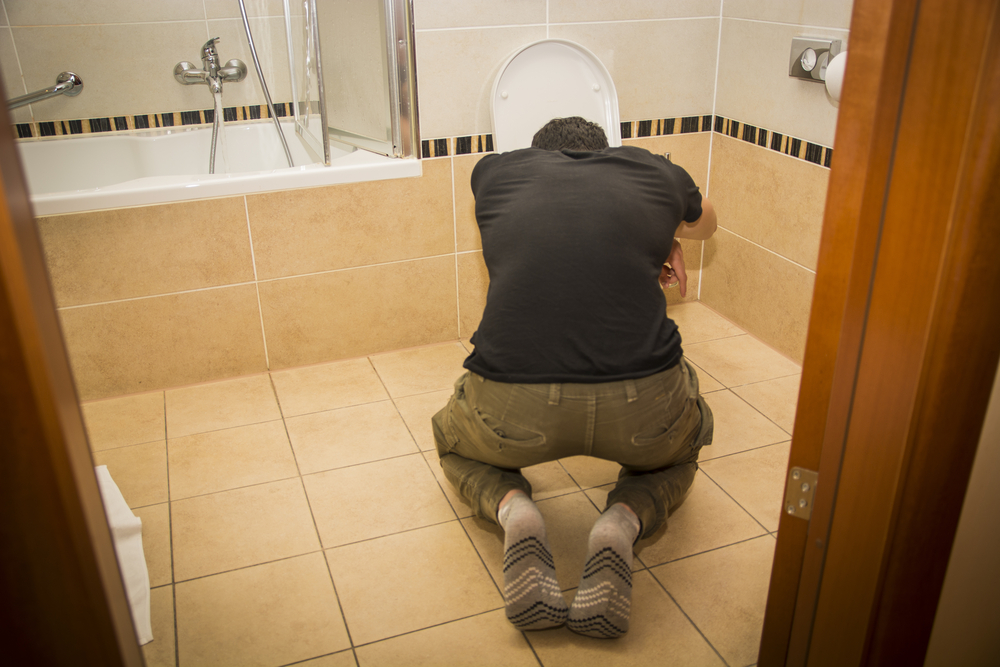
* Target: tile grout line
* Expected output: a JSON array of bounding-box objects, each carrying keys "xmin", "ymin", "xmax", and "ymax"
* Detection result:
[
  {"xmin": 701, "ymin": 0, "xmax": 725, "ymax": 303},
  {"xmin": 244, "ymin": 196, "xmax": 271, "ymax": 369},
  {"xmin": 162, "ymin": 388, "xmax": 180, "ymax": 667}
]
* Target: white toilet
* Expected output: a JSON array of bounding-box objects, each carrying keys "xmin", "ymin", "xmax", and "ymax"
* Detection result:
[{"xmin": 491, "ymin": 39, "xmax": 621, "ymax": 153}]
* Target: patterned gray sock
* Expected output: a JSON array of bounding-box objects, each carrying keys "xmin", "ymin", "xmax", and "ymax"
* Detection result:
[
  {"xmin": 497, "ymin": 493, "xmax": 568, "ymax": 630},
  {"xmin": 567, "ymin": 503, "xmax": 641, "ymax": 638}
]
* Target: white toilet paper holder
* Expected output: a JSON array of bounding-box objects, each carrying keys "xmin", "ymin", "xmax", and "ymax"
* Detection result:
[{"xmin": 789, "ymin": 37, "xmax": 842, "ymax": 82}]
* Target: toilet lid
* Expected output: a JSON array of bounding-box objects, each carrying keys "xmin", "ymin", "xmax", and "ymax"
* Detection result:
[{"xmin": 491, "ymin": 39, "xmax": 621, "ymax": 153}]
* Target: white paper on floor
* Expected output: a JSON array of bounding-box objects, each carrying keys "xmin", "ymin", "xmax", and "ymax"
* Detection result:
[{"xmin": 94, "ymin": 465, "xmax": 153, "ymax": 645}]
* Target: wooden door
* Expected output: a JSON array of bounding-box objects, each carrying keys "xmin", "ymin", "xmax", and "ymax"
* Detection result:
[
  {"xmin": 0, "ymin": 84, "xmax": 142, "ymax": 663},
  {"xmin": 759, "ymin": 0, "xmax": 1000, "ymax": 664}
]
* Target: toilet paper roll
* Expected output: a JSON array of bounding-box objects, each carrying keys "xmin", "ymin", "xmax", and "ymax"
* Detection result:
[{"xmin": 826, "ymin": 51, "xmax": 848, "ymax": 102}]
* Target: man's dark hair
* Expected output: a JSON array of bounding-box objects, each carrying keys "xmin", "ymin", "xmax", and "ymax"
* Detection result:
[{"xmin": 531, "ymin": 116, "xmax": 609, "ymax": 151}]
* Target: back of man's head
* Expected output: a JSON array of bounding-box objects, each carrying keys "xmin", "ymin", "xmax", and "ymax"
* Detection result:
[{"xmin": 531, "ymin": 117, "xmax": 609, "ymax": 152}]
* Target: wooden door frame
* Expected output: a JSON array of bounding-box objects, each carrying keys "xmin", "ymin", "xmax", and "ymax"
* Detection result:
[
  {"xmin": 0, "ymin": 92, "xmax": 142, "ymax": 663},
  {"xmin": 760, "ymin": 0, "xmax": 1000, "ymax": 664}
]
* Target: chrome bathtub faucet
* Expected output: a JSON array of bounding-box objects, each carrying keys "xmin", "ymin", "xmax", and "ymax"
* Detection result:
[{"xmin": 173, "ymin": 38, "xmax": 247, "ymax": 93}]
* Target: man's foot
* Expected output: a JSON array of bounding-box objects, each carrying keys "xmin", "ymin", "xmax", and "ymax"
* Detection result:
[
  {"xmin": 498, "ymin": 492, "xmax": 568, "ymax": 629},
  {"xmin": 567, "ymin": 503, "xmax": 641, "ymax": 638}
]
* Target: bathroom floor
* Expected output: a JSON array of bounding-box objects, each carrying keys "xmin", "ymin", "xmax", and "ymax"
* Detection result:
[{"xmin": 82, "ymin": 302, "xmax": 802, "ymax": 667}]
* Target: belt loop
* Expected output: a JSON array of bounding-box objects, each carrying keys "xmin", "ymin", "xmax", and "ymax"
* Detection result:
[
  {"xmin": 625, "ymin": 379, "xmax": 638, "ymax": 403},
  {"xmin": 548, "ymin": 383, "xmax": 561, "ymax": 405}
]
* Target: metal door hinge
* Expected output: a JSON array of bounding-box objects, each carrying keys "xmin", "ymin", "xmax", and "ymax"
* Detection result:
[{"xmin": 784, "ymin": 467, "xmax": 818, "ymax": 520}]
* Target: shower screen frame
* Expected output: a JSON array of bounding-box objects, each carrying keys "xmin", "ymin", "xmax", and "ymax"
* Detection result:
[{"xmin": 289, "ymin": 0, "xmax": 419, "ymax": 162}]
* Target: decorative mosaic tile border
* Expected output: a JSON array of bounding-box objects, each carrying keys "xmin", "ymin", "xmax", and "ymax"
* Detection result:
[
  {"xmin": 13, "ymin": 103, "xmax": 299, "ymax": 140},
  {"xmin": 421, "ymin": 114, "xmax": 832, "ymax": 168}
]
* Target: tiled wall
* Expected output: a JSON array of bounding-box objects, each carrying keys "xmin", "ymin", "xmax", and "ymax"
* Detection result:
[
  {"xmin": 26, "ymin": 0, "xmax": 853, "ymax": 397},
  {"xmin": 0, "ymin": 0, "xmax": 291, "ymax": 126},
  {"xmin": 701, "ymin": 0, "xmax": 854, "ymax": 362}
]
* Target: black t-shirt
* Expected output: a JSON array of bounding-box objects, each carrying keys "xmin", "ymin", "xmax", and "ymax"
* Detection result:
[{"xmin": 463, "ymin": 145, "xmax": 703, "ymax": 384}]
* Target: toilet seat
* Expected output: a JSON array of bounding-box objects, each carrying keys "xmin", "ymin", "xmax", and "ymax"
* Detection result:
[{"xmin": 491, "ymin": 39, "xmax": 621, "ymax": 153}]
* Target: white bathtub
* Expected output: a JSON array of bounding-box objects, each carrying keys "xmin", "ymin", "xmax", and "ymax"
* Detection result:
[{"xmin": 17, "ymin": 120, "xmax": 421, "ymax": 216}]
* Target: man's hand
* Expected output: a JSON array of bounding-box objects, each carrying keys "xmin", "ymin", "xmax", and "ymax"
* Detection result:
[{"xmin": 659, "ymin": 239, "xmax": 687, "ymax": 297}]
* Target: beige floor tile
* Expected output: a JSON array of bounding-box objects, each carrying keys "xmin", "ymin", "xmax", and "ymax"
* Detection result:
[
  {"xmin": 700, "ymin": 442, "xmax": 791, "ymax": 532},
  {"xmin": 733, "ymin": 374, "xmax": 802, "ymax": 434},
  {"xmin": 133, "ymin": 503, "xmax": 171, "ymax": 587},
  {"xmin": 304, "ymin": 454, "xmax": 455, "ymax": 547},
  {"xmin": 286, "ymin": 401, "xmax": 419, "ymax": 474},
  {"xmin": 559, "ymin": 456, "xmax": 621, "ymax": 490},
  {"xmin": 526, "ymin": 571, "xmax": 725, "ymax": 667},
  {"xmin": 524, "ymin": 461, "xmax": 583, "ymax": 501},
  {"xmin": 700, "ymin": 390, "xmax": 791, "ymax": 460},
  {"xmin": 296, "ymin": 651, "xmax": 358, "ymax": 667},
  {"xmin": 175, "ymin": 552, "xmax": 350, "ymax": 666},
  {"xmin": 690, "ymin": 359, "xmax": 725, "ymax": 393},
  {"xmin": 652, "ymin": 535, "xmax": 776, "ymax": 667},
  {"xmin": 143, "ymin": 585, "xmax": 175, "ymax": 667},
  {"xmin": 422, "ymin": 450, "xmax": 476, "ymax": 519},
  {"xmin": 325, "ymin": 522, "xmax": 502, "ymax": 645},
  {"xmin": 669, "ymin": 301, "xmax": 746, "ymax": 344},
  {"xmin": 463, "ymin": 491, "xmax": 602, "ymax": 592},
  {"xmin": 167, "ymin": 420, "xmax": 298, "ymax": 499},
  {"xmin": 81, "ymin": 391, "xmax": 164, "ymax": 451},
  {"xmin": 271, "ymin": 357, "xmax": 389, "ymax": 417},
  {"xmin": 355, "ymin": 609, "xmax": 536, "ymax": 667},
  {"xmin": 632, "ymin": 472, "xmax": 767, "ymax": 567},
  {"xmin": 369, "ymin": 342, "xmax": 469, "ymax": 398},
  {"xmin": 171, "ymin": 478, "xmax": 320, "ymax": 581},
  {"xmin": 165, "ymin": 374, "xmax": 280, "ymax": 438},
  {"xmin": 684, "ymin": 334, "xmax": 801, "ymax": 388},
  {"xmin": 394, "ymin": 389, "xmax": 452, "ymax": 451},
  {"xmin": 92, "ymin": 441, "xmax": 168, "ymax": 509}
]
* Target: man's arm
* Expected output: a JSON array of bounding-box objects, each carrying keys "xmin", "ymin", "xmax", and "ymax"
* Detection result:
[{"xmin": 674, "ymin": 198, "xmax": 717, "ymax": 240}]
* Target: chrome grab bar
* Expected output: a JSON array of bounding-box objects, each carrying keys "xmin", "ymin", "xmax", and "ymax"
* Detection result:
[{"xmin": 7, "ymin": 72, "xmax": 83, "ymax": 111}]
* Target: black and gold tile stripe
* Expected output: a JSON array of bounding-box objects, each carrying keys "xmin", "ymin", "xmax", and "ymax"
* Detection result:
[
  {"xmin": 713, "ymin": 115, "xmax": 833, "ymax": 167},
  {"xmin": 13, "ymin": 102, "xmax": 295, "ymax": 140}
]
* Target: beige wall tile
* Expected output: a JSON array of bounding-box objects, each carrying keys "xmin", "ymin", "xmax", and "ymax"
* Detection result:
[
  {"xmin": 454, "ymin": 153, "xmax": 486, "ymax": 251},
  {"xmin": 38, "ymin": 198, "xmax": 253, "ymax": 306},
  {"xmin": 271, "ymin": 357, "xmax": 389, "ymax": 417},
  {"xmin": 700, "ymin": 228, "xmax": 815, "ymax": 362},
  {"xmin": 415, "ymin": 0, "xmax": 547, "ymax": 29},
  {"xmin": 259, "ymin": 257, "xmax": 458, "ymax": 369},
  {"xmin": 551, "ymin": 19, "xmax": 718, "ymax": 123},
  {"xmin": 723, "ymin": 0, "xmax": 855, "ymax": 29},
  {"xmin": 0, "ymin": 29, "xmax": 30, "ymax": 125},
  {"xmin": 715, "ymin": 19, "xmax": 847, "ymax": 147},
  {"xmin": 247, "ymin": 160, "xmax": 453, "ymax": 279},
  {"xmin": 165, "ymin": 374, "xmax": 280, "ymax": 438},
  {"xmin": 304, "ymin": 454, "xmax": 455, "ymax": 547},
  {"xmin": 204, "ymin": 0, "xmax": 287, "ymax": 20},
  {"xmin": 355, "ymin": 609, "xmax": 536, "ymax": 667},
  {"xmin": 625, "ymin": 131, "xmax": 712, "ymax": 189},
  {"xmin": 171, "ymin": 478, "xmax": 320, "ymax": 581},
  {"xmin": 665, "ymin": 237, "xmax": 703, "ymax": 306},
  {"xmin": 651, "ymin": 535, "xmax": 776, "ymax": 667},
  {"xmin": 457, "ymin": 251, "xmax": 488, "ymax": 339},
  {"xmin": 13, "ymin": 23, "xmax": 215, "ymax": 121},
  {"xmin": 550, "ymin": 0, "xmax": 721, "ymax": 21},
  {"xmin": 528, "ymin": 571, "xmax": 726, "ymax": 666},
  {"xmin": 133, "ymin": 503, "xmax": 172, "ymax": 587},
  {"xmin": 709, "ymin": 134, "xmax": 828, "ymax": 270},
  {"xmin": 167, "ymin": 420, "xmax": 298, "ymax": 499},
  {"xmin": 92, "ymin": 442, "xmax": 168, "ymax": 509},
  {"xmin": 325, "ymin": 522, "xmax": 502, "ymax": 645},
  {"xmin": 59, "ymin": 285, "xmax": 266, "ymax": 400},
  {"xmin": 81, "ymin": 391, "xmax": 165, "ymax": 451},
  {"xmin": 415, "ymin": 26, "xmax": 547, "ymax": 138},
  {"xmin": 175, "ymin": 553, "xmax": 350, "ymax": 666},
  {"xmin": 668, "ymin": 301, "xmax": 745, "ymax": 345},
  {"xmin": 6, "ymin": 0, "xmax": 205, "ymax": 24},
  {"xmin": 285, "ymin": 401, "xmax": 419, "ymax": 474}
]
